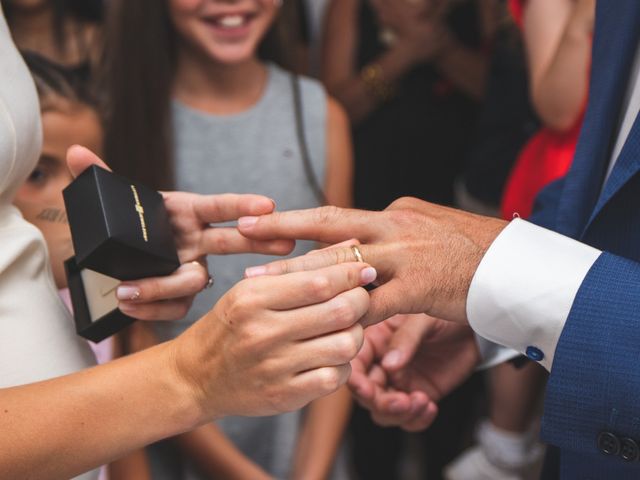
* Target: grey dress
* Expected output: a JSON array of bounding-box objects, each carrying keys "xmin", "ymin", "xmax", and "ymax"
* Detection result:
[{"xmin": 153, "ymin": 63, "xmax": 348, "ymax": 480}]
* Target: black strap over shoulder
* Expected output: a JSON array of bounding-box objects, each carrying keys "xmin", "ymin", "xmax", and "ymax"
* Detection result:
[{"xmin": 290, "ymin": 73, "xmax": 327, "ymax": 206}]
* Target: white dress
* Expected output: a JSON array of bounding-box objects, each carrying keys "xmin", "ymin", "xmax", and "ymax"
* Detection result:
[{"xmin": 0, "ymin": 7, "xmax": 98, "ymax": 480}]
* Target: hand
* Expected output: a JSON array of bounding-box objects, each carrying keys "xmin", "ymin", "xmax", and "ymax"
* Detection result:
[
  {"xmin": 170, "ymin": 262, "xmax": 376, "ymax": 418},
  {"xmin": 349, "ymin": 314, "xmax": 479, "ymax": 431},
  {"xmin": 371, "ymin": 0, "xmax": 452, "ymax": 63},
  {"xmin": 239, "ymin": 198, "xmax": 507, "ymax": 325},
  {"xmin": 66, "ymin": 145, "xmax": 294, "ymax": 321}
]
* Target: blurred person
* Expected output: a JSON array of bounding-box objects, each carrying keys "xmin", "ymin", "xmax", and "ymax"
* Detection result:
[
  {"xmin": 323, "ymin": 0, "xmax": 491, "ymax": 210},
  {"xmin": 1, "ymin": 0, "xmax": 103, "ymax": 84},
  {"xmin": 240, "ymin": 1, "xmax": 640, "ymax": 477},
  {"xmin": 0, "ymin": 5, "xmax": 373, "ymax": 478},
  {"xmin": 104, "ymin": 0, "xmax": 354, "ymax": 479},
  {"xmin": 322, "ymin": 0, "xmax": 494, "ymax": 477},
  {"xmin": 447, "ymin": 4, "xmax": 548, "ymax": 480},
  {"xmin": 447, "ymin": 3, "xmax": 595, "ymax": 477},
  {"xmin": 12, "ymin": 52, "xmax": 152, "ymax": 480},
  {"xmin": 450, "ymin": 2, "xmax": 594, "ymax": 478},
  {"xmin": 501, "ymin": 0, "xmax": 594, "ymax": 219}
]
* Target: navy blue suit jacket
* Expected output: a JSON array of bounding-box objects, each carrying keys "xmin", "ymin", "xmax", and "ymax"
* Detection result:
[{"xmin": 530, "ymin": 1, "xmax": 640, "ymax": 477}]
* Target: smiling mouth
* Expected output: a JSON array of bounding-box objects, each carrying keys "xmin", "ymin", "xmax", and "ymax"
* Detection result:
[{"xmin": 206, "ymin": 13, "xmax": 255, "ymax": 30}]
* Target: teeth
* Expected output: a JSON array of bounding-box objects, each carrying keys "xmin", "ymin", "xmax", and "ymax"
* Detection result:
[{"xmin": 218, "ymin": 15, "xmax": 244, "ymax": 28}]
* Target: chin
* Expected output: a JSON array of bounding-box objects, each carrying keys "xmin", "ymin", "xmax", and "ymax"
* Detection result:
[{"xmin": 206, "ymin": 45, "xmax": 258, "ymax": 65}]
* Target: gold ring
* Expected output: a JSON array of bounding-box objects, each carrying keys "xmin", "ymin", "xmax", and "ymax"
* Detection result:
[{"xmin": 351, "ymin": 245, "xmax": 364, "ymax": 263}]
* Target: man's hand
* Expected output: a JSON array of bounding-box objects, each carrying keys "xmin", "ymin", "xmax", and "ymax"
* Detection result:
[
  {"xmin": 239, "ymin": 197, "xmax": 507, "ymax": 325},
  {"xmin": 66, "ymin": 145, "xmax": 294, "ymax": 321},
  {"xmin": 349, "ymin": 314, "xmax": 480, "ymax": 431}
]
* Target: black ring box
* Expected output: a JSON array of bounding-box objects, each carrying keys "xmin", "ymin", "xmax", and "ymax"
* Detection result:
[{"xmin": 63, "ymin": 165, "xmax": 180, "ymax": 342}]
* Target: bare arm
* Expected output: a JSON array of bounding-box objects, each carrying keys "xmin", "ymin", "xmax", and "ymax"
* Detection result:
[
  {"xmin": 324, "ymin": 97, "xmax": 354, "ymax": 208},
  {"xmin": 175, "ymin": 424, "xmax": 272, "ymax": 480},
  {"xmin": 524, "ymin": 0, "xmax": 594, "ymax": 131},
  {"xmin": 0, "ymin": 343, "xmax": 197, "ymax": 480},
  {"xmin": 290, "ymin": 387, "xmax": 353, "ymax": 480},
  {"xmin": 322, "ymin": 0, "xmax": 419, "ymax": 124}
]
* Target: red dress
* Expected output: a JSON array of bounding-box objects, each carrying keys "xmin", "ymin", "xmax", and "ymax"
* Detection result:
[{"xmin": 501, "ymin": 0, "xmax": 587, "ymax": 219}]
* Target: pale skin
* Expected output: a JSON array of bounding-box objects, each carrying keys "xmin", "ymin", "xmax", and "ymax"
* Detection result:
[
  {"xmin": 14, "ymin": 99, "xmax": 151, "ymax": 479},
  {"xmin": 322, "ymin": 0, "xmax": 492, "ymax": 124},
  {"xmin": 523, "ymin": 0, "xmax": 595, "ymax": 131},
  {"xmin": 136, "ymin": 1, "xmax": 355, "ymax": 478},
  {"xmin": 0, "ymin": 145, "xmax": 375, "ymax": 479},
  {"xmin": 238, "ymin": 199, "xmax": 508, "ymax": 428}
]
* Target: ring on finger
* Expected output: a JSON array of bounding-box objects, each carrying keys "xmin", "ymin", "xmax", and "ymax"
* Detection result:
[{"xmin": 351, "ymin": 245, "xmax": 364, "ymax": 263}]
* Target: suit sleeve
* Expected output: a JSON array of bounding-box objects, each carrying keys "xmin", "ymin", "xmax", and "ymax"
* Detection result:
[{"xmin": 541, "ymin": 252, "xmax": 640, "ymax": 455}]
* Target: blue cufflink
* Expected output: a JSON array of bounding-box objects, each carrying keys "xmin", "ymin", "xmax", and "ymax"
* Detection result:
[{"xmin": 526, "ymin": 346, "xmax": 544, "ymax": 362}]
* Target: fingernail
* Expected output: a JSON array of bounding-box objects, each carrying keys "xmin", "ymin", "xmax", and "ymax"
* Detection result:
[
  {"xmin": 238, "ymin": 216, "xmax": 258, "ymax": 229},
  {"xmin": 360, "ymin": 267, "xmax": 377, "ymax": 285},
  {"xmin": 116, "ymin": 285, "xmax": 141, "ymax": 301},
  {"xmin": 383, "ymin": 350, "xmax": 402, "ymax": 368},
  {"xmin": 269, "ymin": 199, "xmax": 277, "ymax": 210},
  {"xmin": 245, "ymin": 265, "xmax": 267, "ymax": 278}
]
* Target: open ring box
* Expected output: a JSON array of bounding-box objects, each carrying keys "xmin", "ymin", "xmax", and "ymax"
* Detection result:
[{"xmin": 63, "ymin": 165, "xmax": 180, "ymax": 343}]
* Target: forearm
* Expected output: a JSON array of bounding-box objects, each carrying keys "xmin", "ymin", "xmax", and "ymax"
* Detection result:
[
  {"xmin": 175, "ymin": 424, "xmax": 272, "ymax": 480},
  {"xmin": 531, "ymin": 16, "xmax": 591, "ymax": 130},
  {"xmin": 434, "ymin": 36, "xmax": 489, "ymax": 101},
  {"xmin": 0, "ymin": 342, "xmax": 198, "ymax": 480},
  {"xmin": 108, "ymin": 449, "xmax": 152, "ymax": 480},
  {"xmin": 326, "ymin": 46, "xmax": 417, "ymax": 124},
  {"xmin": 291, "ymin": 386, "xmax": 352, "ymax": 480}
]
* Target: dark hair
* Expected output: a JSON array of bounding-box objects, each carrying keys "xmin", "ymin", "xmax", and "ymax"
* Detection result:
[
  {"xmin": 22, "ymin": 50, "xmax": 98, "ymax": 110},
  {"xmin": 3, "ymin": 0, "xmax": 104, "ymax": 54},
  {"xmin": 104, "ymin": 0, "xmax": 304, "ymax": 190}
]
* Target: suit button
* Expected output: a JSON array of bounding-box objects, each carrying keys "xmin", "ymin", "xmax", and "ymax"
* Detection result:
[
  {"xmin": 598, "ymin": 431, "xmax": 621, "ymax": 456},
  {"xmin": 620, "ymin": 437, "xmax": 639, "ymax": 461}
]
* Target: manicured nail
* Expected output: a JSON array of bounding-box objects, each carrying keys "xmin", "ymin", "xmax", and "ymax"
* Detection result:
[
  {"xmin": 238, "ymin": 216, "xmax": 258, "ymax": 229},
  {"xmin": 116, "ymin": 285, "xmax": 141, "ymax": 301},
  {"xmin": 383, "ymin": 350, "xmax": 402, "ymax": 369},
  {"xmin": 360, "ymin": 267, "xmax": 377, "ymax": 285},
  {"xmin": 245, "ymin": 265, "xmax": 267, "ymax": 278}
]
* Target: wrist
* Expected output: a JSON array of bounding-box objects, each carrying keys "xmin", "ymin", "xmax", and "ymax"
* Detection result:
[{"xmin": 161, "ymin": 339, "xmax": 209, "ymax": 429}]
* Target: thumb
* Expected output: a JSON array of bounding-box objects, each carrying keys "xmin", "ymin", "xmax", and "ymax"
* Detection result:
[
  {"xmin": 66, "ymin": 145, "xmax": 111, "ymax": 178},
  {"xmin": 381, "ymin": 314, "xmax": 433, "ymax": 372}
]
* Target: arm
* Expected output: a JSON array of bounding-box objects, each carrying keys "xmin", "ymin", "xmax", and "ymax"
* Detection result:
[
  {"xmin": 324, "ymin": 97, "xmax": 354, "ymax": 208},
  {"xmin": 523, "ymin": 0, "xmax": 594, "ymax": 131},
  {"xmin": 290, "ymin": 387, "xmax": 353, "ymax": 480},
  {"xmin": 124, "ymin": 323, "xmax": 272, "ymax": 480},
  {"xmin": 321, "ymin": 0, "xmax": 424, "ymax": 124},
  {"xmin": 175, "ymin": 424, "xmax": 272, "ymax": 480}
]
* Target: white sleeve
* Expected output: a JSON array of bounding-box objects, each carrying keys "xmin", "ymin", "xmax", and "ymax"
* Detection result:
[
  {"xmin": 466, "ymin": 219, "xmax": 602, "ymax": 371},
  {"xmin": 474, "ymin": 335, "xmax": 521, "ymax": 369}
]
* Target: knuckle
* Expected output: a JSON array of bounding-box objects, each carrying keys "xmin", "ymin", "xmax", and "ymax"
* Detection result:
[
  {"xmin": 212, "ymin": 234, "xmax": 230, "ymax": 254},
  {"xmin": 329, "ymin": 297, "xmax": 357, "ymax": 328},
  {"xmin": 309, "ymin": 275, "xmax": 332, "ymax": 299},
  {"xmin": 318, "ymin": 368, "xmax": 343, "ymax": 393}
]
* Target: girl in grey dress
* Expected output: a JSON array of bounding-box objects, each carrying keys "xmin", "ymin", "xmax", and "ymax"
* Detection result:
[{"xmin": 104, "ymin": 1, "xmax": 355, "ymax": 479}]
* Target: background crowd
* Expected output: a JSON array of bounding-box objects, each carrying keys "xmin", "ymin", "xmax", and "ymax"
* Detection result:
[{"xmin": 2, "ymin": 0, "xmax": 595, "ymax": 479}]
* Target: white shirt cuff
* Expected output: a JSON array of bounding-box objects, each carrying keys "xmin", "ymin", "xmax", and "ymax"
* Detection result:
[
  {"xmin": 475, "ymin": 334, "xmax": 520, "ymax": 369},
  {"xmin": 466, "ymin": 219, "xmax": 601, "ymax": 371}
]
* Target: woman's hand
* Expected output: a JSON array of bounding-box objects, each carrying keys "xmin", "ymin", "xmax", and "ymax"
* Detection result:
[
  {"xmin": 171, "ymin": 262, "xmax": 376, "ymax": 419},
  {"xmin": 66, "ymin": 145, "xmax": 294, "ymax": 321}
]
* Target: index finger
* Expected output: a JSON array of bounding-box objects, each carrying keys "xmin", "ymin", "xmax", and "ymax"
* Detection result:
[
  {"xmin": 164, "ymin": 192, "xmax": 277, "ymax": 224},
  {"xmin": 238, "ymin": 206, "xmax": 379, "ymax": 244}
]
